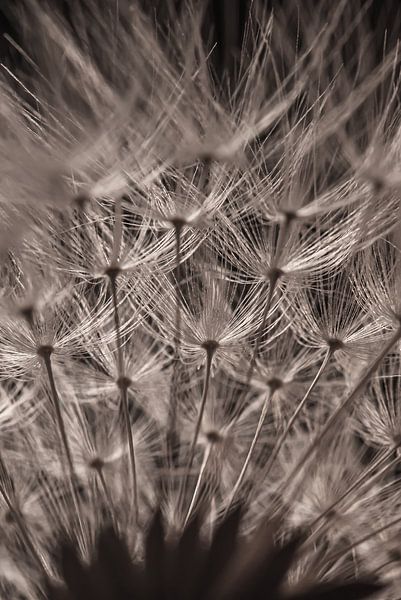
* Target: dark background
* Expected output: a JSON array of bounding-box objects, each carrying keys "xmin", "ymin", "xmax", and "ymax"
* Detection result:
[{"xmin": 1, "ymin": 0, "xmax": 401, "ymax": 80}]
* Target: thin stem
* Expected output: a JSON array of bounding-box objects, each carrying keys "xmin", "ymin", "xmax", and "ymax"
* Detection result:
[
  {"xmin": 109, "ymin": 195, "xmax": 124, "ymax": 369},
  {"xmin": 167, "ymin": 221, "xmax": 184, "ymax": 466},
  {"xmin": 107, "ymin": 199, "xmax": 139, "ymax": 522},
  {"xmin": 245, "ymin": 270, "xmax": 280, "ymax": 387},
  {"xmin": 178, "ymin": 342, "xmax": 216, "ymax": 522},
  {"xmin": 40, "ymin": 349, "xmax": 75, "ymax": 478},
  {"xmin": 174, "ymin": 222, "xmax": 183, "ymax": 346},
  {"xmin": 110, "ymin": 197, "xmax": 123, "ymax": 267},
  {"xmin": 173, "ymin": 221, "xmax": 182, "ymax": 359},
  {"xmin": 198, "ymin": 156, "xmax": 212, "ymax": 193},
  {"xmin": 39, "ymin": 348, "xmax": 75, "ymax": 478},
  {"xmin": 187, "ymin": 344, "xmax": 216, "ymax": 471},
  {"xmin": 39, "ymin": 348, "xmax": 86, "ymax": 543},
  {"xmin": 166, "ymin": 156, "xmax": 211, "ymax": 467},
  {"xmin": 95, "ymin": 466, "xmax": 117, "ymax": 530},
  {"xmin": 242, "ymin": 215, "xmax": 293, "ymax": 394},
  {"xmin": 121, "ymin": 381, "xmax": 139, "ymax": 524},
  {"xmin": 184, "ymin": 443, "xmax": 212, "ymax": 527},
  {"xmin": 109, "ymin": 273, "xmax": 139, "ymax": 525},
  {"xmin": 225, "ymin": 389, "xmax": 273, "ymax": 514},
  {"xmin": 262, "ymin": 347, "xmax": 332, "ymax": 480},
  {"xmin": 276, "ymin": 326, "xmax": 401, "ymax": 504},
  {"xmin": 109, "ymin": 273, "xmax": 124, "ymax": 373}
]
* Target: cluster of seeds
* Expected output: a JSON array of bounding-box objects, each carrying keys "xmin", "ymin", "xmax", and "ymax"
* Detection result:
[{"xmin": 1, "ymin": 1, "xmax": 401, "ymax": 598}]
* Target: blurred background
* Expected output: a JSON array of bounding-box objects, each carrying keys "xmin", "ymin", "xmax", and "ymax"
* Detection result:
[{"xmin": 1, "ymin": 0, "xmax": 401, "ymax": 79}]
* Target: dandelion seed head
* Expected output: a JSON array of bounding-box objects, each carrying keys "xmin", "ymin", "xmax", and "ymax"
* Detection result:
[{"xmin": 1, "ymin": 0, "xmax": 401, "ymax": 596}]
